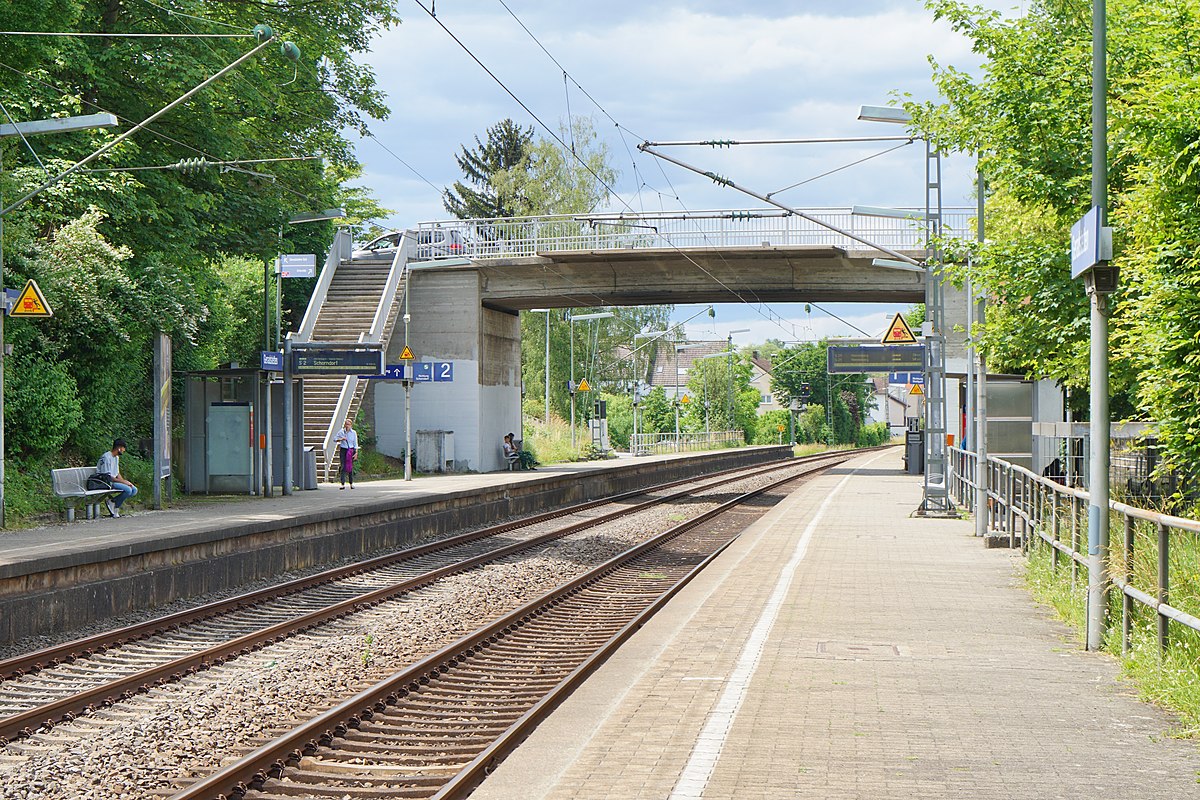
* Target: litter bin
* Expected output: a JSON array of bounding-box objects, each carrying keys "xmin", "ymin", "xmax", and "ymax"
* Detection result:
[
  {"xmin": 904, "ymin": 429, "xmax": 924, "ymax": 475},
  {"xmin": 302, "ymin": 446, "xmax": 318, "ymax": 490}
]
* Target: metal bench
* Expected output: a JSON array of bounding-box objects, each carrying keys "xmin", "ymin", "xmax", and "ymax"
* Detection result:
[{"xmin": 51, "ymin": 466, "xmax": 120, "ymax": 521}]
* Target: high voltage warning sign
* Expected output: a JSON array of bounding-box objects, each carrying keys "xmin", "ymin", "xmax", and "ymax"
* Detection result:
[
  {"xmin": 8, "ymin": 280, "xmax": 52, "ymax": 318},
  {"xmin": 881, "ymin": 312, "xmax": 916, "ymax": 345}
]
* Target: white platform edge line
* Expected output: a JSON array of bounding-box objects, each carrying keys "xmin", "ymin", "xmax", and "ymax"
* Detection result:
[{"xmin": 667, "ymin": 449, "xmax": 893, "ymax": 799}]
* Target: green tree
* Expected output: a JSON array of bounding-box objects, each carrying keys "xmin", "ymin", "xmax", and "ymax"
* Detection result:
[
  {"xmin": 638, "ymin": 386, "xmax": 675, "ymax": 435},
  {"xmin": 492, "ymin": 117, "xmax": 616, "ymax": 217},
  {"xmin": 913, "ymin": 0, "xmax": 1200, "ymax": 468},
  {"xmin": 770, "ymin": 342, "xmax": 871, "ymax": 444},
  {"xmin": 444, "ymin": 119, "xmax": 535, "ymax": 219},
  {"xmin": 0, "ymin": 1, "xmax": 395, "ymax": 462}
]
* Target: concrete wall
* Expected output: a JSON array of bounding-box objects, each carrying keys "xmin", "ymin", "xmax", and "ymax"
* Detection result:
[{"xmin": 373, "ymin": 266, "xmax": 522, "ymax": 472}]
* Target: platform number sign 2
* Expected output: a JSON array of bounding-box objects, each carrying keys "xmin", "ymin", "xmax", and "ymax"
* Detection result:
[{"xmin": 434, "ymin": 361, "xmax": 453, "ymax": 382}]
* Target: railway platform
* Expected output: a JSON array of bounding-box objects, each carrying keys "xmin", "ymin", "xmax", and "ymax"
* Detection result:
[{"xmin": 471, "ymin": 447, "xmax": 1200, "ymax": 799}]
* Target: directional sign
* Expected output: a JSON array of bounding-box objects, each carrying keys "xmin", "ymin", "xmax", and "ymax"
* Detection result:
[
  {"xmin": 881, "ymin": 312, "xmax": 917, "ymax": 345},
  {"xmin": 9, "ymin": 279, "xmax": 52, "ymax": 317},
  {"xmin": 279, "ymin": 253, "xmax": 317, "ymax": 278},
  {"xmin": 577, "ymin": 378, "xmax": 591, "ymax": 392},
  {"xmin": 414, "ymin": 362, "xmax": 434, "ymax": 382},
  {"xmin": 399, "ymin": 345, "xmax": 416, "ymax": 360},
  {"xmin": 828, "ymin": 345, "xmax": 924, "ymax": 373},
  {"xmin": 358, "ymin": 364, "xmax": 413, "ymax": 380},
  {"xmin": 888, "ymin": 372, "xmax": 926, "ymax": 385}
]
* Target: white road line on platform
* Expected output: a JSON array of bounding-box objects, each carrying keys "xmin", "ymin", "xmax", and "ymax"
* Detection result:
[{"xmin": 667, "ymin": 449, "xmax": 892, "ymax": 800}]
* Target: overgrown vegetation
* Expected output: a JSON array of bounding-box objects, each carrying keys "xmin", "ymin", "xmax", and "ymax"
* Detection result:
[{"xmin": 1024, "ymin": 516, "xmax": 1200, "ymax": 737}]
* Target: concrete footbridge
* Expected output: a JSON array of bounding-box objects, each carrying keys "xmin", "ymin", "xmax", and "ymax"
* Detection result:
[{"xmin": 291, "ymin": 207, "xmax": 975, "ymax": 479}]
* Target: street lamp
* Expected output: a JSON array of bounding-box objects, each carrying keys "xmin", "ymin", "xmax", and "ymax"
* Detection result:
[
  {"xmin": 725, "ymin": 329, "xmax": 750, "ymax": 427},
  {"xmin": 529, "ymin": 309, "xmax": 553, "ymax": 427},
  {"xmin": 272, "ymin": 206, "xmax": 343, "ymax": 496},
  {"xmin": 568, "ymin": 311, "xmax": 614, "ymax": 449},
  {"xmin": 855, "ymin": 105, "xmax": 953, "ymax": 516},
  {"xmin": 693, "ymin": 350, "xmax": 737, "ymax": 435},
  {"xmin": 0, "ymin": 112, "xmax": 120, "ymax": 528},
  {"xmin": 674, "ymin": 342, "xmax": 709, "ymax": 439}
]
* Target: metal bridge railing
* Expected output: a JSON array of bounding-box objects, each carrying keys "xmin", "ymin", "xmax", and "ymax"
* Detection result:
[
  {"xmin": 949, "ymin": 445, "xmax": 1200, "ymax": 656},
  {"xmin": 630, "ymin": 430, "xmax": 744, "ymax": 457},
  {"xmin": 416, "ymin": 207, "xmax": 975, "ymax": 261}
]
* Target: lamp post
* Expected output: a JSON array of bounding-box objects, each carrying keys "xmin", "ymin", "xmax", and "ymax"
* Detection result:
[
  {"xmin": 631, "ymin": 330, "xmax": 669, "ymax": 453},
  {"xmin": 0, "ymin": 112, "xmax": 120, "ymax": 528},
  {"xmin": 693, "ymin": 349, "xmax": 737, "ymax": 436},
  {"xmin": 724, "ymin": 328, "xmax": 750, "ymax": 428},
  {"xmin": 568, "ymin": 311, "xmax": 614, "ymax": 449},
  {"xmin": 529, "ymin": 309, "xmax": 552, "ymax": 427},
  {"xmin": 674, "ymin": 342, "xmax": 709, "ymax": 441},
  {"xmin": 271, "ymin": 209, "xmax": 348, "ymax": 496},
  {"xmin": 856, "ymin": 105, "xmax": 953, "ymax": 515}
]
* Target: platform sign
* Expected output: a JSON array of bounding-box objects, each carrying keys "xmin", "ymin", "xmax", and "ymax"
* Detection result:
[
  {"xmin": 291, "ymin": 347, "xmax": 383, "ymax": 375},
  {"xmin": 880, "ymin": 312, "xmax": 917, "ymax": 345},
  {"xmin": 888, "ymin": 372, "xmax": 919, "ymax": 385},
  {"xmin": 260, "ymin": 350, "xmax": 284, "ymax": 372},
  {"xmin": 828, "ymin": 345, "xmax": 924, "ymax": 373},
  {"xmin": 414, "ymin": 362, "xmax": 433, "ymax": 382},
  {"xmin": 910, "ymin": 372, "xmax": 925, "ymax": 385},
  {"xmin": 433, "ymin": 361, "xmax": 453, "ymax": 382},
  {"xmin": 279, "ymin": 253, "xmax": 317, "ymax": 278},
  {"xmin": 1070, "ymin": 206, "xmax": 1112, "ymax": 279},
  {"xmin": 8, "ymin": 279, "xmax": 52, "ymax": 317}
]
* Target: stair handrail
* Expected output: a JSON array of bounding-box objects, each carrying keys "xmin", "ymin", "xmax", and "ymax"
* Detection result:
[
  {"xmin": 294, "ymin": 227, "xmax": 353, "ymax": 343},
  {"xmin": 366, "ymin": 232, "xmax": 413, "ymax": 343}
]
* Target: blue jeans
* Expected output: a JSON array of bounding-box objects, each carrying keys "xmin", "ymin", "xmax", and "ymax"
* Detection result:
[{"xmin": 113, "ymin": 482, "xmax": 137, "ymax": 508}]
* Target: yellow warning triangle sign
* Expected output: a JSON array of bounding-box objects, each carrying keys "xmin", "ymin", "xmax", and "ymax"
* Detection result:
[
  {"xmin": 399, "ymin": 345, "xmax": 416, "ymax": 360},
  {"xmin": 881, "ymin": 312, "xmax": 917, "ymax": 345},
  {"xmin": 577, "ymin": 378, "xmax": 591, "ymax": 392},
  {"xmin": 909, "ymin": 383, "xmax": 924, "ymax": 396},
  {"xmin": 9, "ymin": 279, "xmax": 52, "ymax": 318}
]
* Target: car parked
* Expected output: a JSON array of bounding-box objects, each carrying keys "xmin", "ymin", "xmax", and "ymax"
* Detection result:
[{"xmin": 351, "ymin": 229, "xmax": 467, "ymax": 261}]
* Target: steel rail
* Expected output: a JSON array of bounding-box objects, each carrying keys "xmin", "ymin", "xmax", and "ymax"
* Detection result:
[
  {"xmin": 0, "ymin": 452, "xmax": 836, "ymax": 745},
  {"xmin": 166, "ymin": 453, "xmax": 854, "ymax": 800},
  {"xmin": 0, "ymin": 451, "xmax": 799, "ymax": 682}
]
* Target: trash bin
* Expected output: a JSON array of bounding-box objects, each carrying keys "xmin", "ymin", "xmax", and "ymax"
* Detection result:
[{"xmin": 302, "ymin": 446, "xmax": 318, "ymax": 490}]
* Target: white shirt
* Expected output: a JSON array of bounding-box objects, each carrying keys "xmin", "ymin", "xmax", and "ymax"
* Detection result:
[{"xmin": 335, "ymin": 428, "xmax": 359, "ymax": 450}]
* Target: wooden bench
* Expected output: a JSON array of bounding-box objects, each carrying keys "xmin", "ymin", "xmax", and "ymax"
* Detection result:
[{"xmin": 51, "ymin": 466, "xmax": 120, "ymax": 521}]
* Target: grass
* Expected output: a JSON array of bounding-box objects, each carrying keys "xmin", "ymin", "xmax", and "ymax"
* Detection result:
[{"xmin": 1023, "ymin": 511, "xmax": 1200, "ymax": 738}]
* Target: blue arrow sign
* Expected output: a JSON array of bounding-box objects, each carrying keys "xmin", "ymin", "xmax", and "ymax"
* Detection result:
[{"xmin": 358, "ymin": 364, "xmax": 413, "ymax": 380}]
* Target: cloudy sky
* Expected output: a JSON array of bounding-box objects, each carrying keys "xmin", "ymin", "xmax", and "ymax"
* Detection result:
[{"xmin": 350, "ymin": 1, "xmax": 1018, "ymax": 344}]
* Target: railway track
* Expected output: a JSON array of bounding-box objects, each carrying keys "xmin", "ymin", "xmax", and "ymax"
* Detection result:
[
  {"xmin": 165, "ymin": 452, "xmax": 853, "ymax": 800},
  {"xmin": 0, "ymin": 453, "xmax": 846, "ymax": 751}
]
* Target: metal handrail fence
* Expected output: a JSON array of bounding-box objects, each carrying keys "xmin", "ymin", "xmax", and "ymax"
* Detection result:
[
  {"xmin": 416, "ymin": 207, "xmax": 975, "ymax": 260},
  {"xmin": 630, "ymin": 430, "xmax": 743, "ymax": 457},
  {"xmin": 949, "ymin": 445, "xmax": 1200, "ymax": 656}
]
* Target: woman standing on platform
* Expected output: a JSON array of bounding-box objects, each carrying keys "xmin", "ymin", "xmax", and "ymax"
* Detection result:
[{"xmin": 334, "ymin": 418, "xmax": 358, "ymax": 489}]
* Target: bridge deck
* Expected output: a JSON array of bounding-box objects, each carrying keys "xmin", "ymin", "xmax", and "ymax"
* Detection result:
[{"xmin": 472, "ymin": 448, "xmax": 1200, "ymax": 799}]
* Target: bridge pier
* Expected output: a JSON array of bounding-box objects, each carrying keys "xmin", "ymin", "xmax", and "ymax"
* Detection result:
[{"xmin": 370, "ymin": 262, "xmax": 522, "ymax": 473}]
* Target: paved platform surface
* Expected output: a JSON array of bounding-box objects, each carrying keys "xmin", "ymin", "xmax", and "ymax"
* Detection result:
[{"xmin": 472, "ymin": 448, "xmax": 1200, "ymax": 799}]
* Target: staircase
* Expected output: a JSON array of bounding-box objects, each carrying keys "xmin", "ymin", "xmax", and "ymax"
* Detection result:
[{"xmin": 298, "ymin": 257, "xmax": 406, "ymax": 481}]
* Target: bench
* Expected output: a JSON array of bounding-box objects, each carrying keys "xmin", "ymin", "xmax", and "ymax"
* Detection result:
[{"xmin": 51, "ymin": 466, "xmax": 121, "ymax": 521}]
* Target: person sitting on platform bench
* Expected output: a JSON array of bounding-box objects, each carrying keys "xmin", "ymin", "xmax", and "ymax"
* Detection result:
[{"xmin": 95, "ymin": 438, "xmax": 137, "ymax": 517}]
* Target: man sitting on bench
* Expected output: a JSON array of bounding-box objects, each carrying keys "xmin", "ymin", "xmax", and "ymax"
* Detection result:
[{"xmin": 95, "ymin": 438, "xmax": 138, "ymax": 517}]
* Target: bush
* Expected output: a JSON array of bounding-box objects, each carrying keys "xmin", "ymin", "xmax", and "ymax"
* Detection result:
[
  {"xmin": 5, "ymin": 356, "xmax": 83, "ymax": 458},
  {"xmin": 855, "ymin": 421, "xmax": 891, "ymax": 447}
]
